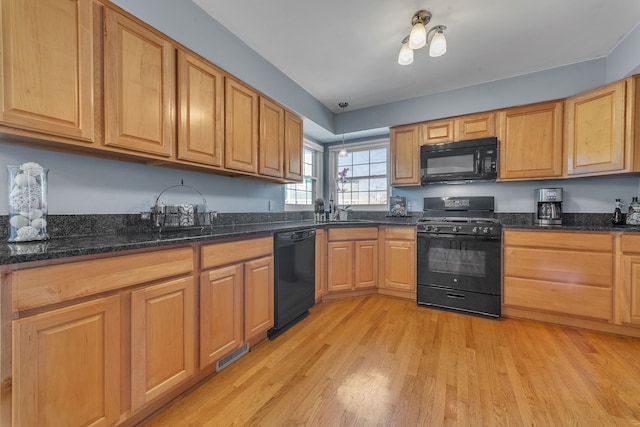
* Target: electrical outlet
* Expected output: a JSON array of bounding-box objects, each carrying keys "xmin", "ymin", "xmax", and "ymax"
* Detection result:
[{"xmin": 268, "ymin": 200, "xmax": 273, "ymax": 211}]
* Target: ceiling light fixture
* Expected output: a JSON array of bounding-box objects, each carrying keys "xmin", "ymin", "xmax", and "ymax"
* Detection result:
[
  {"xmin": 398, "ymin": 10, "xmax": 447, "ymax": 65},
  {"xmin": 338, "ymin": 102, "xmax": 349, "ymax": 157}
]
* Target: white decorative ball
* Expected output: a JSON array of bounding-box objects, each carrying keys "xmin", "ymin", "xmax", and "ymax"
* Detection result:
[
  {"xmin": 24, "ymin": 209, "xmax": 43, "ymax": 219},
  {"xmin": 31, "ymin": 218, "xmax": 47, "ymax": 229},
  {"xmin": 16, "ymin": 226, "xmax": 40, "ymax": 241},
  {"xmin": 14, "ymin": 173, "xmax": 36, "ymax": 188},
  {"xmin": 20, "ymin": 162, "xmax": 44, "ymax": 176},
  {"xmin": 9, "ymin": 215, "xmax": 30, "ymax": 229}
]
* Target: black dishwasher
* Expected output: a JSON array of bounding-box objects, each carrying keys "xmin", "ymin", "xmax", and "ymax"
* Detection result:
[{"xmin": 268, "ymin": 228, "xmax": 316, "ymax": 339}]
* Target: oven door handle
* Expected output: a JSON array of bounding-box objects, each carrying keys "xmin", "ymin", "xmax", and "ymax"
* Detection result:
[
  {"xmin": 446, "ymin": 292, "xmax": 466, "ymax": 299},
  {"xmin": 417, "ymin": 233, "xmax": 500, "ymax": 242}
]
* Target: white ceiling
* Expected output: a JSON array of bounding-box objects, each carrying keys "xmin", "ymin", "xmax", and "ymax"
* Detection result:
[{"xmin": 192, "ymin": 1, "xmax": 640, "ymax": 115}]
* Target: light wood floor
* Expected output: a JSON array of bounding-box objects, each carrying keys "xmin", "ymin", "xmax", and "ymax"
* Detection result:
[{"xmin": 144, "ymin": 295, "xmax": 640, "ymax": 426}]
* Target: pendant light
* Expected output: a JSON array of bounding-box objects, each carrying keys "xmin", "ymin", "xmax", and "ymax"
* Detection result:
[{"xmin": 338, "ymin": 102, "xmax": 349, "ymax": 157}]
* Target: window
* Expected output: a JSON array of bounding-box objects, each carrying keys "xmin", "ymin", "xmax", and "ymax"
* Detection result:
[
  {"xmin": 285, "ymin": 140, "xmax": 323, "ymax": 209},
  {"xmin": 331, "ymin": 140, "xmax": 389, "ymax": 208}
]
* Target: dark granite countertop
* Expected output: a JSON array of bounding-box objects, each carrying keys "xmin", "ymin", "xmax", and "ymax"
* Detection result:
[
  {"xmin": 0, "ymin": 217, "xmax": 417, "ymax": 266},
  {"xmin": 5, "ymin": 210, "xmax": 638, "ymax": 266}
]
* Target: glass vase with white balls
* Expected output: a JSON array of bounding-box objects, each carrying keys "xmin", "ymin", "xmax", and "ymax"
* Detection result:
[{"xmin": 7, "ymin": 163, "xmax": 49, "ymax": 242}]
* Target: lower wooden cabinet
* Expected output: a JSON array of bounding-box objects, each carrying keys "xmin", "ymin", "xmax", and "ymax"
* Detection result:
[
  {"xmin": 327, "ymin": 228, "xmax": 378, "ymax": 293},
  {"xmin": 13, "ymin": 295, "xmax": 121, "ymax": 427},
  {"xmin": 200, "ymin": 264, "xmax": 243, "ymax": 368},
  {"xmin": 503, "ymin": 230, "xmax": 614, "ymax": 321},
  {"xmin": 378, "ymin": 226, "xmax": 416, "ymax": 298},
  {"xmin": 620, "ymin": 234, "xmax": 640, "ymax": 326},
  {"xmin": 131, "ymin": 277, "xmax": 196, "ymax": 411},
  {"xmin": 199, "ymin": 237, "xmax": 274, "ymax": 369}
]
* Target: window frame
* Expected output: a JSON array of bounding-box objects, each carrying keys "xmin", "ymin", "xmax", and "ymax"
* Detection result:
[
  {"xmin": 284, "ymin": 139, "xmax": 324, "ymax": 211},
  {"xmin": 328, "ymin": 138, "xmax": 390, "ymax": 211}
]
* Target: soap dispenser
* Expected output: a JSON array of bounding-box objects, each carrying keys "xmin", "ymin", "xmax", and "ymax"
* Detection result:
[{"xmin": 612, "ymin": 198, "xmax": 625, "ymax": 225}]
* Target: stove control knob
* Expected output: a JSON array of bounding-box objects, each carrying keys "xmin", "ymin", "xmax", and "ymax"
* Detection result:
[
  {"xmin": 482, "ymin": 227, "xmax": 490, "ymax": 234},
  {"xmin": 432, "ymin": 226, "xmax": 439, "ymax": 232},
  {"xmin": 424, "ymin": 225, "xmax": 432, "ymax": 232},
  {"xmin": 472, "ymin": 227, "xmax": 479, "ymax": 234},
  {"xmin": 452, "ymin": 226, "xmax": 461, "ymax": 232}
]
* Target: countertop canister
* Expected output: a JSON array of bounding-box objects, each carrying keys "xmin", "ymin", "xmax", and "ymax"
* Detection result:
[{"xmin": 7, "ymin": 163, "xmax": 49, "ymax": 242}]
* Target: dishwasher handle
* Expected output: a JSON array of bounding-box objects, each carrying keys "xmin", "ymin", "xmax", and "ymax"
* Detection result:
[{"xmin": 290, "ymin": 229, "xmax": 316, "ymax": 242}]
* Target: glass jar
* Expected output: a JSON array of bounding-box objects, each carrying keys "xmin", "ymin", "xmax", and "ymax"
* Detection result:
[
  {"xmin": 7, "ymin": 163, "xmax": 49, "ymax": 242},
  {"xmin": 627, "ymin": 196, "xmax": 640, "ymax": 225}
]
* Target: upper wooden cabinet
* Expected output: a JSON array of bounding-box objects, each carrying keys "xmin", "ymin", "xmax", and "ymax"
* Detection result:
[
  {"xmin": 284, "ymin": 110, "xmax": 304, "ymax": 182},
  {"xmin": 177, "ymin": 50, "xmax": 225, "ymax": 167},
  {"xmin": 455, "ymin": 112, "xmax": 496, "ymax": 140},
  {"xmin": 259, "ymin": 97, "xmax": 285, "ymax": 178},
  {"xmin": 390, "ymin": 123, "xmax": 421, "ymax": 186},
  {"xmin": 498, "ymin": 101, "xmax": 564, "ymax": 180},
  {"xmin": 0, "ymin": 0, "xmax": 97, "ymax": 143},
  {"xmin": 423, "ymin": 113, "xmax": 497, "ymax": 145},
  {"xmin": 565, "ymin": 79, "xmax": 628, "ymax": 176},
  {"xmin": 225, "ymin": 77, "xmax": 259, "ymax": 173},
  {"xmin": 423, "ymin": 118, "xmax": 455, "ymax": 144},
  {"xmin": 104, "ymin": 8, "xmax": 175, "ymax": 157}
]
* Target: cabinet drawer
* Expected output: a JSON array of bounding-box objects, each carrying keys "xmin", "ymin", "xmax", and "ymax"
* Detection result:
[
  {"xmin": 328, "ymin": 227, "xmax": 378, "ymax": 241},
  {"xmin": 504, "ymin": 230, "xmax": 613, "ymax": 252},
  {"xmin": 504, "ymin": 277, "xmax": 613, "ymax": 320},
  {"xmin": 383, "ymin": 226, "xmax": 415, "ymax": 240},
  {"xmin": 201, "ymin": 236, "xmax": 272, "ymax": 270},
  {"xmin": 621, "ymin": 234, "xmax": 640, "ymax": 253},
  {"xmin": 12, "ymin": 247, "xmax": 194, "ymax": 311},
  {"xmin": 504, "ymin": 247, "xmax": 613, "ymax": 287}
]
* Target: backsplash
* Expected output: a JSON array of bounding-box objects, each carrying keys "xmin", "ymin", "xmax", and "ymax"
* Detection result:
[{"xmin": 0, "ymin": 212, "xmax": 314, "ymax": 240}]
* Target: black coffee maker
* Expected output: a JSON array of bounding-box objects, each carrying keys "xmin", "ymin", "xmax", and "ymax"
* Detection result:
[{"xmin": 534, "ymin": 188, "xmax": 562, "ymax": 225}]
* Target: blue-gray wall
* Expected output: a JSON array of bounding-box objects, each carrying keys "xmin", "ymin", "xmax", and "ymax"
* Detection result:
[{"xmin": 1, "ymin": 2, "xmax": 639, "ymax": 215}]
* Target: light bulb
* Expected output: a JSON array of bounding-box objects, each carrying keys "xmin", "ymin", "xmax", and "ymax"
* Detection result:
[
  {"xmin": 397, "ymin": 42, "xmax": 414, "ymax": 65},
  {"xmin": 408, "ymin": 22, "xmax": 427, "ymax": 49},
  {"xmin": 429, "ymin": 29, "xmax": 447, "ymax": 57},
  {"xmin": 339, "ymin": 147, "xmax": 348, "ymax": 157}
]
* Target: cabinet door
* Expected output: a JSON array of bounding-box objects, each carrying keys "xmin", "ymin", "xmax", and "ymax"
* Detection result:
[
  {"xmin": 0, "ymin": 0, "xmax": 96, "ymax": 142},
  {"xmin": 259, "ymin": 97, "xmax": 285, "ymax": 178},
  {"xmin": 225, "ymin": 77, "xmax": 259, "ymax": 173},
  {"xmin": 499, "ymin": 101, "xmax": 564, "ymax": 180},
  {"xmin": 383, "ymin": 240, "xmax": 416, "ymax": 292},
  {"xmin": 390, "ymin": 124, "xmax": 420, "ymax": 186},
  {"xmin": 423, "ymin": 118, "xmax": 455, "ymax": 144},
  {"xmin": 327, "ymin": 241, "xmax": 354, "ymax": 292},
  {"xmin": 355, "ymin": 240, "xmax": 378, "ymax": 289},
  {"xmin": 315, "ymin": 228, "xmax": 327, "ymax": 301},
  {"xmin": 244, "ymin": 256, "xmax": 274, "ymax": 342},
  {"xmin": 104, "ymin": 9, "xmax": 175, "ymax": 157},
  {"xmin": 565, "ymin": 80, "xmax": 626, "ymax": 175},
  {"xmin": 284, "ymin": 110, "xmax": 304, "ymax": 181},
  {"xmin": 200, "ymin": 264, "xmax": 244, "ymax": 368},
  {"xmin": 177, "ymin": 50, "xmax": 224, "ymax": 167},
  {"xmin": 621, "ymin": 254, "xmax": 640, "ymax": 326},
  {"xmin": 13, "ymin": 295, "xmax": 120, "ymax": 427},
  {"xmin": 455, "ymin": 112, "xmax": 496, "ymax": 140},
  {"xmin": 131, "ymin": 277, "xmax": 195, "ymax": 411}
]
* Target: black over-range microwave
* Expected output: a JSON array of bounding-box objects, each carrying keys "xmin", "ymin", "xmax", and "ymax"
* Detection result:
[{"xmin": 420, "ymin": 137, "xmax": 498, "ymax": 184}]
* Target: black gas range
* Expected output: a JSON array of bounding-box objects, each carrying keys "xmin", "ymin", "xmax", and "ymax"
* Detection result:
[{"xmin": 416, "ymin": 196, "xmax": 502, "ymax": 318}]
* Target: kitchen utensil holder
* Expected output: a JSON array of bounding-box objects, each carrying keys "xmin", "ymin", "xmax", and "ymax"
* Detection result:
[{"xmin": 147, "ymin": 183, "xmax": 217, "ymax": 232}]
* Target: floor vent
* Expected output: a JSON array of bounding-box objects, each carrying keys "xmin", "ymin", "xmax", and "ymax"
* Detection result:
[{"xmin": 216, "ymin": 343, "xmax": 250, "ymax": 372}]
